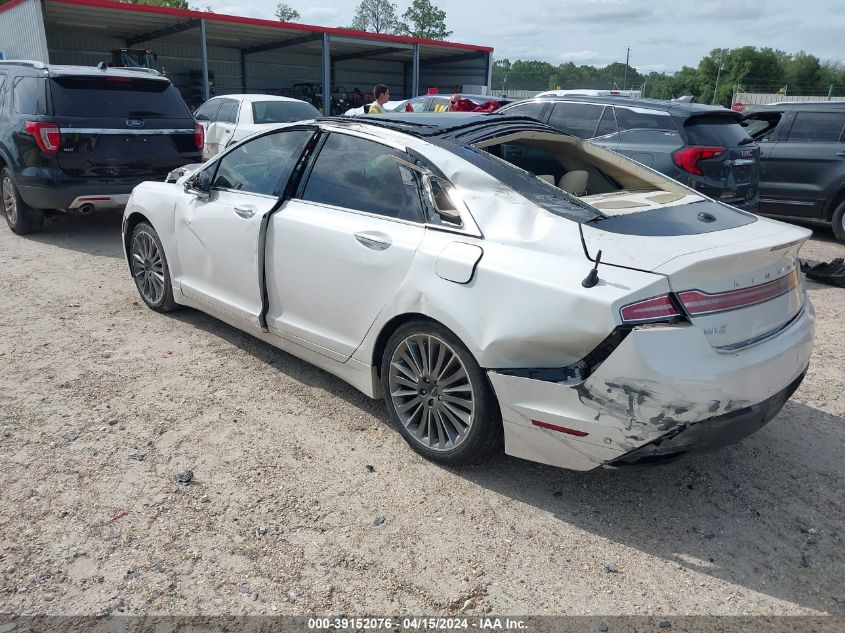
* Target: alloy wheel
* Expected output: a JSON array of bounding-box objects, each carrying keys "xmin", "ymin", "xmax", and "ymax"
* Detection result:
[
  {"xmin": 388, "ymin": 334, "xmax": 476, "ymax": 452},
  {"xmin": 130, "ymin": 230, "xmax": 165, "ymax": 305},
  {"xmin": 2, "ymin": 176, "xmax": 17, "ymax": 226}
]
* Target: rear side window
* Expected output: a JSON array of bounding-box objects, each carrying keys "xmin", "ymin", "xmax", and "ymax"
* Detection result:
[
  {"xmin": 685, "ymin": 115, "xmax": 751, "ymax": 146},
  {"xmin": 615, "ymin": 107, "xmax": 676, "ymax": 132},
  {"xmin": 502, "ymin": 101, "xmax": 547, "ymax": 120},
  {"xmin": 194, "ymin": 99, "xmax": 221, "ymax": 121},
  {"xmin": 49, "ymin": 76, "xmax": 190, "ymax": 118},
  {"xmin": 786, "ymin": 112, "xmax": 845, "ymax": 143},
  {"xmin": 0, "ymin": 74, "xmax": 6, "ymax": 115},
  {"xmin": 215, "ymin": 99, "xmax": 239, "ymax": 124},
  {"xmin": 13, "ymin": 77, "xmax": 47, "ymax": 115},
  {"xmin": 302, "ymin": 133, "xmax": 425, "ymax": 222},
  {"xmin": 251, "ymin": 100, "xmax": 320, "ymax": 123},
  {"xmin": 595, "ymin": 106, "xmax": 619, "ymax": 137},
  {"xmin": 548, "ymin": 102, "xmax": 604, "ymax": 138},
  {"xmin": 211, "ymin": 129, "xmax": 312, "ymax": 196}
]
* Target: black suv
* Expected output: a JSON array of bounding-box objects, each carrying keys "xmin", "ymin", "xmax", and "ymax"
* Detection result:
[
  {"xmin": 498, "ymin": 96, "xmax": 760, "ymax": 211},
  {"xmin": 0, "ymin": 61, "xmax": 202, "ymax": 235},
  {"xmin": 740, "ymin": 102, "xmax": 845, "ymax": 243}
]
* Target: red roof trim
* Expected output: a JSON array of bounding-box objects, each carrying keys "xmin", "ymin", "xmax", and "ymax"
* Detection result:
[
  {"xmin": 0, "ymin": 0, "xmax": 31, "ymax": 13},
  {"xmin": 11, "ymin": 0, "xmax": 493, "ymax": 53}
]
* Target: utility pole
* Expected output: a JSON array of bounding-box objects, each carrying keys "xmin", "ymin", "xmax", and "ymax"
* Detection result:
[
  {"xmin": 623, "ymin": 46, "xmax": 630, "ymax": 91},
  {"xmin": 828, "ymin": 84, "xmax": 834, "ymax": 101},
  {"xmin": 712, "ymin": 51, "xmax": 724, "ymax": 105}
]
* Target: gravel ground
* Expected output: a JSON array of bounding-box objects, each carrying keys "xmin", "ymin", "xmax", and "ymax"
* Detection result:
[{"xmin": 0, "ymin": 213, "xmax": 843, "ymax": 623}]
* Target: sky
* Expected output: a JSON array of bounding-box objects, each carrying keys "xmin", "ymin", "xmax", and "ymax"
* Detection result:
[{"xmin": 202, "ymin": 0, "xmax": 845, "ymax": 73}]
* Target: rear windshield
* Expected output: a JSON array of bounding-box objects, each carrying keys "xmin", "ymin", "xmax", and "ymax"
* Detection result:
[
  {"xmin": 49, "ymin": 76, "xmax": 191, "ymax": 119},
  {"xmin": 684, "ymin": 115, "xmax": 751, "ymax": 146},
  {"xmin": 251, "ymin": 100, "xmax": 320, "ymax": 124}
]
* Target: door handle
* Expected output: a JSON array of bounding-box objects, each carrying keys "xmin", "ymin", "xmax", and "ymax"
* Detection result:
[
  {"xmin": 354, "ymin": 231, "xmax": 392, "ymax": 250},
  {"xmin": 836, "ymin": 151, "xmax": 845, "ymax": 157},
  {"xmin": 234, "ymin": 205, "xmax": 255, "ymax": 219}
]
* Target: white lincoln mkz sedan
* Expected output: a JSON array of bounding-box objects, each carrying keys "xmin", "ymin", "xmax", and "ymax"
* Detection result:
[{"xmin": 123, "ymin": 113, "xmax": 815, "ymax": 471}]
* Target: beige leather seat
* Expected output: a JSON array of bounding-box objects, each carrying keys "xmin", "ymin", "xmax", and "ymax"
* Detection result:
[
  {"xmin": 558, "ymin": 170, "xmax": 589, "ymax": 196},
  {"xmin": 537, "ymin": 174, "xmax": 555, "ymax": 185}
]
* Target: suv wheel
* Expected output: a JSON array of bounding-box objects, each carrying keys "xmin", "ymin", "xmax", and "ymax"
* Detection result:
[
  {"xmin": 1, "ymin": 168, "xmax": 44, "ymax": 235},
  {"xmin": 832, "ymin": 200, "xmax": 845, "ymax": 244}
]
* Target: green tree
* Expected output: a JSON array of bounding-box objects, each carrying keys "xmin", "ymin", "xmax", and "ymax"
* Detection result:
[
  {"xmin": 274, "ymin": 3, "xmax": 300, "ymax": 21},
  {"xmin": 399, "ymin": 0, "xmax": 452, "ymax": 39},
  {"xmin": 121, "ymin": 0, "xmax": 191, "ymax": 9},
  {"xmin": 350, "ymin": 0, "xmax": 402, "ymax": 34}
]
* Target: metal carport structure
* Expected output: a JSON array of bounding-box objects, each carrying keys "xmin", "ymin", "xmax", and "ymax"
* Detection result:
[{"xmin": 0, "ymin": 0, "xmax": 494, "ymax": 113}]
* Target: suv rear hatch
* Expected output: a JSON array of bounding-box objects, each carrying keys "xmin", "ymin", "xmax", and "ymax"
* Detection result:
[
  {"xmin": 49, "ymin": 73, "xmax": 200, "ymax": 181},
  {"xmin": 582, "ymin": 205, "xmax": 810, "ymax": 350},
  {"xmin": 674, "ymin": 111, "xmax": 760, "ymax": 206}
]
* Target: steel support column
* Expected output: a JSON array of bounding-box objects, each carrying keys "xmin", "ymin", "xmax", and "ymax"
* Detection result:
[
  {"xmin": 411, "ymin": 43, "xmax": 420, "ymax": 98},
  {"xmin": 486, "ymin": 52, "xmax": 493, "ymax": 96},
  {"xmin": 199, "ymin": 18, "xmax": 210, "ymax": 102},
  {"xmin": 240, "ymin": 50, "xmax": 247, "ymax": 93},
  {"xmin": 321, "ymin": 33, "xmax": 331, "ymax": 115}
]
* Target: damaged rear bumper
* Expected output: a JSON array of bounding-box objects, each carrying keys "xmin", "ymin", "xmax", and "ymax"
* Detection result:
[
  {"xmin": 608, "ymin": 368, "xmax": 806, "ymax": 467},
  {"xmin": 488, "ymin": 300, "xmax": 815, "ymax": 471}
]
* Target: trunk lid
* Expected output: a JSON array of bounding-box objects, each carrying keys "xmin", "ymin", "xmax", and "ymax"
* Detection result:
[
  {"xmin": 582, "ymin": 207, "xmax": 811, "ymax": 349},
  {"xmin": 49, "ymin": 74, "xmax": 199, "ymax": 180},
  {"xmin": 678, "ymin": 112, "xmax": 760, "ymax": 205}
]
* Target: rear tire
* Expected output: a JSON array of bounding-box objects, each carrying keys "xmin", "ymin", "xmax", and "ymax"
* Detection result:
[
  {"xmin": 832, "ymin": 200, "xmax": 845, "ymax": 244},
  {"xmin": 380, "ymin": 320, "xmax": 502, "ymax": 465},
  {"xmin": 129, "ymin": 222, "xmax": 179, "ymax": 312},
  {"xmin": 1, "ymin": 168, "xmax": 44, "ymax": 235}
]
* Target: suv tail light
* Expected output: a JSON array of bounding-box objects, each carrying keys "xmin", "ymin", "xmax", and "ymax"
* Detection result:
[
  {"xmin": 673, "ymin": 146, "xmax": 725, "ymax": 175},
  {"xmin": 194, "ymin": 123, "xmax": 205, "ymax": 151},
  {"xmin": 25, "ymin": 121, "xmax": 61, "ymax": 154},
  {"xmin": 620, "ymin": 294, "xmax": 682, "ymax": 324}
]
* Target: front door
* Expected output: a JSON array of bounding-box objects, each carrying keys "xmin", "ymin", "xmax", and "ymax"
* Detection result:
[
  {"xmin": 175, "ymin": 127, "xmax": 315, "ymax": 324},
  {"xmin": 264, "ymin": 132, "xmax": 427, "ymax": 361},
  {"xmin": 759, "ymin": 110, "xmax": 845, "ymax": 219}
]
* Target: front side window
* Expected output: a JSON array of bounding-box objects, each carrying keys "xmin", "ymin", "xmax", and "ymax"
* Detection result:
[
  {"xmin": 301, "ymin": 133, "xmax": 425, "ymax": 222},
  {"xmin": 13, "ymin": 77, "xmax": 47, "ymax": 115},
  {"xmin": 194, "ymin": 99, "xmax": 221, "ymax": 121},
  {"xmin": 430, "ymin": 97, "xmax": 450, "ymax": 112},
  {"xmin": 786, "ymin": 112, "xmax": 845, "ymax": 143},
  {"xmin": 547, "ymin": 102, "xmax": 604, "ymax": 139},
  {"xmin": 0, "ymin": 74, "xmax": 7, "ymax": 115},
  {"xmin": 211, "ymin": 129, "xmax": 313, "ymax": 196}
]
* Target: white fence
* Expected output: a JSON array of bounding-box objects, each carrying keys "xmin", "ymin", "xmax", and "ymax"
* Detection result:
[{"xmin": 732, "ymin": 92, "xmax": 845, "ymax": 107}]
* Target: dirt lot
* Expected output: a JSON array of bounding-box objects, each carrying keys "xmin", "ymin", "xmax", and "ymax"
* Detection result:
[{"xmin": 0, "ymin": 213, "xmax": 843, "ymax": 622}]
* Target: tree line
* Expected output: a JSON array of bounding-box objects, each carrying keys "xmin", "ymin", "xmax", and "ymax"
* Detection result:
[{"xmin": 493, "ymin": 47, "xmax": 845, "ymax": 105}]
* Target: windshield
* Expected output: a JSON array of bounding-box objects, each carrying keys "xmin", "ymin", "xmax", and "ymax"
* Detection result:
[{"xmin": 251, "ymin": 100, "xmax": 320, "ymax": 124}]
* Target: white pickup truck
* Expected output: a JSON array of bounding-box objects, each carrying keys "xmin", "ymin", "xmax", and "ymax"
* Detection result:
[{"xmin": 194, "ymin": 94, "xmax": 320, "ymax": 160}]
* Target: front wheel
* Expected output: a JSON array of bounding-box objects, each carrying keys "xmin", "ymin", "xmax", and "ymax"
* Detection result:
[
  {"xmin": 381, "ymin": 320, "xmax": 502, "ymax": 465},
  {"xmin": 832, "ymin": 200, "xmax": 845, "ymax": 244},
  {"xmin": 129, "ymin": 222, "xmax": 179, "ymax": 312}
]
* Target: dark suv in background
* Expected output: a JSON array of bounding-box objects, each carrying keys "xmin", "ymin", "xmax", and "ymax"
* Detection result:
[
  {"xmin": 498, "ymin": 96, "xmax": 760, "ymax": 211},
  {"xmin": 0, "ymin": 61, "xmax": 202, "ymax": 235},
  {"xmin": 741, "ymin": 102, "xmax": 845, "ymax": 243}
]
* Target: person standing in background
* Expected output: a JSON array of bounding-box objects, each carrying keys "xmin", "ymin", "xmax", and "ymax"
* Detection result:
[{"xmin": 368, "ymin": 84, "xmax": 390, "ymax": 114}]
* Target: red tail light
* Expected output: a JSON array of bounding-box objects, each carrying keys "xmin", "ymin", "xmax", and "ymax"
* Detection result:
[
  {"xmin": 620, "ymin": 294, "xmax": 681, "ymax": 323},
  {"xmin": 194, "ymin": 123, "xmax": 204, "ymax": 151},
  {"xmin": 25, "ymin": 121, "xmax": 61, "ymax": 154},
  {"xmin": 678, "ymin": 270, "xmax": 799, "ymax": 316},
  {"xmin": 673, "ymin": 146, "xmax": 725, "ymax": 175}
]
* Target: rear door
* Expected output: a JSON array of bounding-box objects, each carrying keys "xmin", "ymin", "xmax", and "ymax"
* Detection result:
[
  {"xmin": 755, "ymin": 110, "xmax": 845, "ymax": 219},
  {"xmin": 613, "ymin": 106, "xmax": 682, "ymax": 169},
  {"xmin": 49, "ymin": 74, "xmax": 198, "ymax": 182},
  {"xmin": 265, "ymin": 131, "xmax": 427, "ymax": 360}
]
